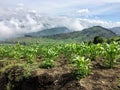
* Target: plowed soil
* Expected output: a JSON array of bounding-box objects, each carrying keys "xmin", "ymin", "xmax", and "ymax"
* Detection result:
[{"xmin": 0, "ymin": 56, "xmax": 120, "ymax": 90}]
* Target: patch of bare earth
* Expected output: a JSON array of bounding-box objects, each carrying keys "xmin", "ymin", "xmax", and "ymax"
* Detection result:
[
  {"xmin": 0, "ymin": 56, "xmax": 120, "ymax": 90},
  {"xmin": 80, "ymin": 64, "xmax": 120, "ymax": 90}
]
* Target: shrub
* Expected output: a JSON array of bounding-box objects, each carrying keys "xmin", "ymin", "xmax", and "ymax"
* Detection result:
[{"xmin": 93, "ymin": 36, "xmax": 105, "ymax": 44}]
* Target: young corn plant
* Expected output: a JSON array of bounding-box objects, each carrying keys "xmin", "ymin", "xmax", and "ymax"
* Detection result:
[
  {"xmin": 0, "ymin": 47, "xmax": 6, "ymax": 59},
  {"xmin": 102, "ymin": 42, "xmax": 120, "ymax": 68},
  {"xmin": 76, "ymin": 43, "xmax": 90, "ymax": 58},
  {"xmin": 10, "ymin": 44, "xmax": 23, "ymax": 62},
  {"xmin": 39, "ymin": 48, "xmax": 58, "ymax": 69},
  {"xmin": 88, "ymin": 44, "xmax": 99, "ymax": 60},
  {"xmin": 72, "ymin": 55, "xmax": 91, "ymax": 80},
  {"xmin": 39, "ymin": 58, "xmax": 54, "ymax": 69},
  {"xmin": 24, "ymin": 47, "xmax": 37, "ymax": 64}
]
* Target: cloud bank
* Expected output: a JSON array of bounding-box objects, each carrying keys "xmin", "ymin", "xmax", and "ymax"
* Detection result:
[
  {"xmin": 0, "ymin": 6, "xmax": 120, "ymax": 40},
  {"xmin": 0, "ymin": 0, "xmax": 120, "ymax": 21}
]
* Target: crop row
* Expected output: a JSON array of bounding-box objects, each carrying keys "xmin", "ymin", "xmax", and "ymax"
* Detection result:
[{"xmin": 0, "ymin": 42, "xmax": 120, "ymax": 78}]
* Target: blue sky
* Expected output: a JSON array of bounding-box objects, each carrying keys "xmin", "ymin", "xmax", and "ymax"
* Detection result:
[{"xmin": 0, "ymin": 0, "xmax": 120, "ymax": 22}]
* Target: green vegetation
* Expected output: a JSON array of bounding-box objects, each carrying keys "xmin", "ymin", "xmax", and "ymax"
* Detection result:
[
  {"xmin": 2, "ymin": 26, "xmax": 118, "ymax": 45},
  {"xmin": 71, "ymin": 56, "xmax": 91, "ymax": 79},
  {"xmin": 26, "ymin": 27, "xmax": 70, "ymax": 36},
  {"xmin": 93, "ymin": 36, "xmax": 105, "ymax": 44},
  {"xmin": 0, "ymin": 39, "xmax": 120, "ymax": 90},
  {"xmin": 101, "ymin": 42, "xmax": 120, "ymax": 68},
  {"xmin": 44, "ymin": 26, "xmax": 116, "ymax": 41},
  {"xmin": 0, "ymin": 26, "xmax": 120, "ymax": 90},
  {"xmin": 0, "ymin": 42, "xmax": 120, "ymax": 71},
  {"xmin": 39, "ymin": 58, "xmax": 54, "ymax": 69}
]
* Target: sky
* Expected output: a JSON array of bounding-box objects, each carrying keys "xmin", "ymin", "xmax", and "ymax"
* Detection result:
[
  {"xmin": 0, "ymin": 0, "xmax": 120, "ymax": 22},
  {"xmin": 0, "ymin": 0, "xmax": 120, "ymax": 40}
]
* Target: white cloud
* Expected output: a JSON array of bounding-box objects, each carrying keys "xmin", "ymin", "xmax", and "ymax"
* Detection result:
[
  {"xmin": 79, "ymin": 19, "xmax": 115, "ymax": 28},
  {"xmin": 9, "ymin": 17, "xmax": 20, "ymax": 29},
  {"xmin": 0, "ymin": 0, "xmax": 120, "ymax": 22},
  {"xmin": 26, "ymin": 14, "xmax": 37, "ymax": 25},
  {"xmin": 101, "ymin": 0, "xmax": 120, "ymax": 3},
  {"xmin": 0, "ymin": 22, "xmax": 14, "ymax": 40},
  {"xmin": 28, "ymin": 10, "xmax": 37, "ymax": 14},
  {"xmin": 17, "ymin": 3, "xmax": 24, "ymax": 7},
  {"xmin": 15, "ymin": 3, "xmax": 24, "ymax": 11},
  {"xmin": 77, "ymin": 9, "xmax": 90, "ymax": 16},
  {"xmin": 0, "ymin": 7, "xmax": 120, "ymax": 40}
]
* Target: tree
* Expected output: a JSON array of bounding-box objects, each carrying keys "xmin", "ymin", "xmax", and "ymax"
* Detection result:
[{"xmin": 93, "ymin": 36, "xmax": 104, "ymax": 44}]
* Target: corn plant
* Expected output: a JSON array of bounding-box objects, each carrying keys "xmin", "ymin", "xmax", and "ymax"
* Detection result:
[
  {"xmin": 39, "ymin": 47, "xmax": 58, "ymax": 69},
  {"xmin": 24, "ymin": 47, "xmax": 37, "ymax": 64},
  {"xmin": 71, "ymin": 55, "xmax": 91, "ymax": 79},
  {"xmin": 102, "ymin": 42, "xmax": 120, "ymax": 68},
  {"xmin": 39, "ymin": 58, "xmax": 54, "ymax": 69},
  {"xmin": 77, "ymin": 44, "xmax": 89, "ymax": 58},
  {"xmin": 0, "ymin": 47, "xmax": 6, "ymax": 59}
]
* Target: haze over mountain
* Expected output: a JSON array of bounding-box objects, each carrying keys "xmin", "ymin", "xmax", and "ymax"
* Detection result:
[
  {"xmin": 44, "ymin": 26, "xmax": 116, "ymax": 41},
  {"xmin": 4, "ymin": 26, "xmax": 117, "ymax": 44},
  {"xmin": 110, "ymin": 27, "xmax": 120, "ymax": 36},
  {"xmin": 26, "ymin": 27, "xmax": 72, "ymax": 37}
]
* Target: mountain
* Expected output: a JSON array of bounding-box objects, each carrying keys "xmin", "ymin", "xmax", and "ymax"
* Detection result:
[
  {"xmin": 44, "ymin": 26, "xmax": 117, "ymax": 41},
  {"xmin": 0, "ymin": 7, "xmax": 120, "ymax": 40},
  {"xmin": 110, "ymin": 27, "xmax": 120, "ymax": 35},
  {"xmin": 25, "ymin": 27, "xmax": 72, "ymax": 37},
  {"xmin": 3, "ymin": 26, "xmax": 117, "ymax": 44}
]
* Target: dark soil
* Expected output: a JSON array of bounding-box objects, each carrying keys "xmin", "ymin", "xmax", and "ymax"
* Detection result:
[{"xmin": 0, "ymin": 56, "xmax": 120, "ymax": 90}]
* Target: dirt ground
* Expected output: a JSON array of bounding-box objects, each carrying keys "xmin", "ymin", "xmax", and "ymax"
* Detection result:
[{"xmin": 0, "ymin": 56, "xmax": 120, "ymax": 90}]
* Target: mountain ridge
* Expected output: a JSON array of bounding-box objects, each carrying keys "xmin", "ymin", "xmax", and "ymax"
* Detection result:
[
  {"xmin": 3, "ymin": 26, "xmax": 117, "ymax": 43},
  {"xmin": 25, "ymin": 27, "xmax": 72, "ymax": 37},
  {"xmin": 43, "ymin": 26, "xmax": 117, "ymax": 41},
  {"xmin": 110, "ymin": 27, "xmax": 120, "ymax": 35}
]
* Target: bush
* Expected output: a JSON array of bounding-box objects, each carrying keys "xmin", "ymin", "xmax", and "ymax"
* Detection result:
[{"xmin": 93, "ymin": 36, "xmax": 105, "ymax": 44}]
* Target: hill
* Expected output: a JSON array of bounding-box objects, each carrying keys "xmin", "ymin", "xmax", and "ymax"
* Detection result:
[
  {"xmin": 3, "ymin": 26, "xmax": 117, "ymax": 44},
  {"xmin": 25, "ymin": 27, "xmax": 72, "ymax": 37},
  {"xmin": 44, "ymin": 26, "xmax": 117, "ymax": 41},
  {"xmin": 110, "ymin": 27, "xmax": 120, "ymax": 36}
]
